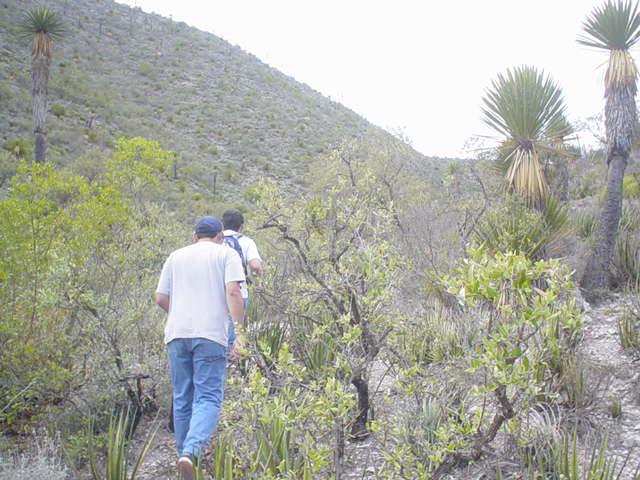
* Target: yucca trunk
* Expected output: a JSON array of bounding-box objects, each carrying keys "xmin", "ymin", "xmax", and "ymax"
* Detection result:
[
  {"xmin": 31, "ymin": 35, "xmax": 51, "ymax": 163},
  {"xmin": 581, "ymin": 67, "xmax": 636, "ymax": 296}
]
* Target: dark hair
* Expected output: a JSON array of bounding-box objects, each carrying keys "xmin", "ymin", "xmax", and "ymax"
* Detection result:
[
  {"xmin": 195, "ymin": 231, "xmax": 218, "ymax": 239},
  {"xmin": 222, "ymin": 209, "xmax": 244, "ymax": 231}
]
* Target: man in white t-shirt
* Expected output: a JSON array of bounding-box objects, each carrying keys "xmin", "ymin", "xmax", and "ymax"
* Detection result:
[
  {"xmin": 221, "ymin": 209, "xmax": 263, "ymax": 358},
  {"xmin": 155, "ymin": 215, "xmax": 245, "ymax": 480}
]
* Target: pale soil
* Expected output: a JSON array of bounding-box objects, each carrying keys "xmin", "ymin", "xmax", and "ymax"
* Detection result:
[{"xmin": 577, "ymin": 294, "xmax": 640, "ymax": 476}]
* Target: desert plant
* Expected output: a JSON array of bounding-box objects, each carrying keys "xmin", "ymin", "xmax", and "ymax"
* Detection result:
[
  {"xmin": 608, "ymin": 394, "xmax": 623, "ymax": 417},
  {"xmin": 0, "ymin": 432, "xmax": 68, "ymax": 480},
  {"xmin": 396, "ymin": 305, "xmax": 475, "ymax": 367},
  {"xmin": 472, "ymin": 194, "xmax": 569, "ymax": 258},
  {"xmin": 525, "ymin": 430, "xmax": 638, "ymax": 479},
  {"xmin": 613, "ymin": 232, "xmax": 640, "ymax": 285},
  {"xmin": 619, "ymin": 204, "xmax": 640, "ymax": 231},
  {"xmin": 618, "ymin": 310, "xmax": 640, "ymax": 350},
  {"xmin": 482, "ymin": 66, "xmax": 569, "ymax": 207},
  {"xmin": 2, "ymin": 138, "xmax": 33, "ymax": 159},
  {"xmin": 256, "ymin": 140, "xmax": 407, "ymax": 439},
  {"xmin": 18, "ymin": 6, "xmax": 65, "ymax": 162},
  {"xmin": 50, "ymin": 102, "xmax": 65, "ymax": 118},
  {"xmin": 429, "ymin": 249, "xmax": 580, "ymax": 478},
  {"xmin": 211, "ymin": 435, "xmax": 238, "ymax": 480},
  {"xmin": 579, "ymin": 0, "xmax": 640, "ymax": 296},
  {"xmin": 87, "ymin": 409, "xmax": 158, "ymax": 480},
  {"xmin": 623, "ymin": 172, "xmax": 640, "ymax": 197},
  {"xmin": 574, "ymin": 211, "xmax": 599, "ymax": 240},
  {"xmin": 299, "ymin": 328, "xmax": 336, "ymax": 375},
  {"xmin": 558, "ymin": 354, "xmax": 591, "ymax": 409}
]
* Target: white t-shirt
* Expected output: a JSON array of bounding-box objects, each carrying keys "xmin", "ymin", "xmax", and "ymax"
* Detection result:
[
  {"xmin": 223, "ymin": 229, "xmax": 262, "ymax": 299},
  {"xmin": 156, "ymin": 241, "xmax": 245, "ymax": 346}
]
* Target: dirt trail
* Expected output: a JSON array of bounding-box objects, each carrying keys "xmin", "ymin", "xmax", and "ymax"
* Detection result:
[{"xmin": 578, "ymin": 294, "xmax": 640, "ymax": 475}]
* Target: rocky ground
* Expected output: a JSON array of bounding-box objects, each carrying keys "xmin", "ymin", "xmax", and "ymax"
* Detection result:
[{"xmin": 577, "ymin": 294, "xmax": 640, "ymax": 477}]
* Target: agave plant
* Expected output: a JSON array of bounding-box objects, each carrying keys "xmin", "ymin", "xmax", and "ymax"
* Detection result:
[
  {"xmin": 482, "ymin": 66, "xmax": 569, "ymax": 207},
  {"xmin": 18, "ymin": 7, "xmax": 65, "ymax": 163},
  {"xmin": 578, "ymin": 0, "xmax": 640, "ymax": 295},
  {"xmin": 526, "ymin": 430, "xmax": 639, "ymax": 479},
  {"xmin": 87, "ymin": 408, "xmax": 159, "ymax": 480}
]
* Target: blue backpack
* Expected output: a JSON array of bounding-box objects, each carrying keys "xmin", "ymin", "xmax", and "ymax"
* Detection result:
[{"xmin": 223, "ymin": 233, "xmax": 247, "ymax": 276}]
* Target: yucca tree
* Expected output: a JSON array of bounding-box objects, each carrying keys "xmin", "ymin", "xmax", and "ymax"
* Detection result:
[
  {"xmin": 578, "ymin": 0, "xmax": 640, "ymax": 296},
  {"xmin": 19, "ymin": 7, "xmax": 65, "ymax": 163},
  {"xmin": 482, "ymin": 66, "xmax": 569, "ymax": 208}
]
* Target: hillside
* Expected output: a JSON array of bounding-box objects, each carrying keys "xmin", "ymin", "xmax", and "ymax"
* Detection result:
[{"xmin": 0, "ymin": 0, "xmax": 444, "ymax": 197}]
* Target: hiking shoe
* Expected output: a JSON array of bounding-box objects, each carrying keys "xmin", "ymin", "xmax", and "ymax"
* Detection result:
[{"xmin": 176, "ymin": 455, "xmax": 194, "ymax": 480}]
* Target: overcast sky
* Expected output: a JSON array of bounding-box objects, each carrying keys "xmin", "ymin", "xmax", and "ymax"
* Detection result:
[{"xmin": 119, "ymin": 0, "xmax": 618, "ymax": 158}]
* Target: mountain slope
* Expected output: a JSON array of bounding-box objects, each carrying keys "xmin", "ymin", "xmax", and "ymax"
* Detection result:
[{"xmin": 0, "ymin": 0, "xmax": 443, "ymax": 196}]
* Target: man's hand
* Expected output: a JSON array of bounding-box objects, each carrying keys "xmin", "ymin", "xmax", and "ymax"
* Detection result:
[{"xmin": 229, "ymin": 329, "xmax": 247, "ymax": 361}]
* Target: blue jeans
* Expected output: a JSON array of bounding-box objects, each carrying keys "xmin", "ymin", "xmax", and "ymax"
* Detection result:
[
  {"xmin": 227, "ymin": 297, "xmax": 249, "ymax": 350},
  {"xmin": 167, "ymin": 338, "xmax": 227, "ymax": 457}
]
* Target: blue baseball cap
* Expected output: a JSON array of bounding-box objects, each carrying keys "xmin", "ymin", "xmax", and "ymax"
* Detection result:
[{"xmin": 194, "ymin": 215, "xmax": 223, "ymax": 236}]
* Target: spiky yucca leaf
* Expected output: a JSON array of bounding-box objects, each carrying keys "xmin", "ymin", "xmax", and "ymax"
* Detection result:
[
  {"xmin": 579, "ymin": 0, "xmax": 640, "ymax": 92},
  {"xmin": 19, "ymin": 7, "xmax": 65, "ymax": 58},
  {"xmin": 579, "ymin": 0, "xmax": 640, "ymax": 50},
  {"xmin": 547, "ymin": 113, "xmax": 573, "ymax": 144},
  {"xmin": 483, "ymin": 66, "xmax": 567, "ymax": 143},
  {"xmin": 482, "ymin": 66, "xmax": 568, "ymax": 204}
]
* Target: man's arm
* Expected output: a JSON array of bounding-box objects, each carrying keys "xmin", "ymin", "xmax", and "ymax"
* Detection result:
[
  {"xmin": 155, "ymin": 292, "xmax": 170, "ymax": 312},
  {"xmin": 244, "ymin": 238, "xmax": 263, "ymax": 276},
  {"xmin": 226, "ymin": 281, "xmax": 244, "ymax": 328}
]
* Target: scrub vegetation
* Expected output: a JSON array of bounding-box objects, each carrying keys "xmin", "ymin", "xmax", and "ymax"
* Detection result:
[{"xmin": 1, "ymin": 0, "xmax": 640, "ymax": 479}]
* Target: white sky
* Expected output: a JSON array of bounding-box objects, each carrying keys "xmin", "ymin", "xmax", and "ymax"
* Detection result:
[{"xmin": 119, "ymin": 0, "xmax": 617, "ymax": 158}]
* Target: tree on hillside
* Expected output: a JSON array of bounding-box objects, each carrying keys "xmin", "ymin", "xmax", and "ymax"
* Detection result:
[
  {"xmin": 254, "ymin": 140, "xmax": 407, "ymax": 440},
  {"xmin": 482, "ymin": 66, "xmax": 569, "ymax": 208},
  {"xmin": 579, "ymin": 0, "xmax": 640, "ymax": 296},
  {"xmin": 19, "ymin": 7, "xmax": 64, "ymax": 163}
]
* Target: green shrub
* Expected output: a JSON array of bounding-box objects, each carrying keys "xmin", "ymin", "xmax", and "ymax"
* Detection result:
[
  {"xmin": 608, "ymin": 395, "xmax": 622, "ymax": 418},
  {"xmin": 572, "ymin": 167, "xmax": 601, "ymax": 199},
  {"xmin": 620, "ymin": 204, "xmax": 640, "ymax": 232},
  {"xmin": 473, "ymin": 195, "xmax": 569, "ymax": 259},
  {"xmin": 211, "ymin": 435, "xmax": 238, "ymax": 480},
  {"xmin": 573, "ymin": 211, "xmax": 598, "ymax": 240},
  {"xmin": 0, "ymin": 83, "xmax": 11, "ymax": 103},
  {"xmin": 50, "ymin": 102, "xmax": 66, "ymax": 118},
  {"xmin": 524, "ymin": 431, "xmax": 638, "ymax": 479},
  {"xmin": 623, "ymin": 173, "xmax": 640, "ymax": 198},
  {"xmin": 395, "ymin": 305, "xmax": 475, "ymax": 366},
  {"xmin": 558, "ymin": 354, "xmax": 590, "ymax": 409},
  {"xmin": 618, "ymin": 310, "xmax": 640, "ymax": 351},
  {"xmin": 87, "ymin": 409, "xmax": 158, "ymax": 480},
  {"xmin": 2, "ymin": 138, "xmax": 33, "ymax": 159},
  {"xmin": 613, "ymin": 233, "xmax": 640, "ymax": 286}
]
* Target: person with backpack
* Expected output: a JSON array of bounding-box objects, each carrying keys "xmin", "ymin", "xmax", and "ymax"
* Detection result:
[
  {"xmin": 221, "ymin": 209, "xmax": 263, "ymax": 359},
  {"xmin": 155, "ymin": 215, "xmax": 245, "ymax": 480}
]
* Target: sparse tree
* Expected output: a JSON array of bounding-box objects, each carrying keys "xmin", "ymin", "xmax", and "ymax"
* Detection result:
[
  {"xmin": 579, "ymin": 0, "xmax": 640, "ymax": 296},
  {"xmin": 19, "ymin": 7, "xmax": 65, "ymax": 163},
  {"xmin": 482, "ymin": 66, "xmax": 569, "ymax": 208}
]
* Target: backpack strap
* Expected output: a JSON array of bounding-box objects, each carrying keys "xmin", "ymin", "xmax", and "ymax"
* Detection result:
[{"xmin": 223, "ymin": 233, "xmax": 247, "ymax": 276}]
